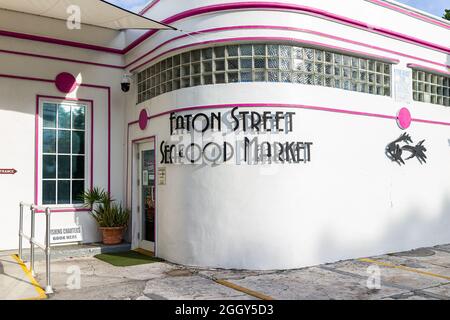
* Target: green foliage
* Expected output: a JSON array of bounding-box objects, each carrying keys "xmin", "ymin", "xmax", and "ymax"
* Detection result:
[
  {"xmin": 80, "ymin": 188, "xmax": 129, "ymax": 228},
  {"xmin": 444, "ymin": 9, "xmax": 450, "ymax": 21}
]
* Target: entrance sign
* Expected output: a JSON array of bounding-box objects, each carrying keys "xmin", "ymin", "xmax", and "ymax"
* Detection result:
[
  {"xmin": 0, "ymin": 168, "xmax": 17, "ymax": 175},
  {"xmin": 158, "ymin": 167, "xmax": 166, "ymax": 185},
  {"xmin": 50, "ymin": 226, "xmax": 82, "ymax": 244}
]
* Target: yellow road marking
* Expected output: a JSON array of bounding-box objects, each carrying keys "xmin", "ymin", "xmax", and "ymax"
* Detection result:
[
  {"xmin": 359, "ymin": 258, "xmax": 450, "ymax": 281},
  {"xmin": 215, "ymin": 279, "xmax": 275, "ymax": 300},
  {"xmin": 11, "ymin": 254, "xmax": 47, "ymax": 300}
]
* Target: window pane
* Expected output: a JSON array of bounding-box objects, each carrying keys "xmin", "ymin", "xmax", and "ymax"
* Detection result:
[
  {"xmin": 72, "ymin": 131, "xmax": 85, "ymax": 154},
  {"xmin": 203, "ymin": 61, "xmax": 212, "ymax": 73},
  {"xmin": 72, "ymin": 180, "xmax": 84, "ymax": 204},
  {"xmin": 227, "ymin": 45, "xmax": 238, "ymax": 56},
  {"xmin": 202, "ymin": 48, "xmax": 212, "ymax": 60},
  {"xmin": 215, "ymin": 73, "xmax": 225, "ymax": 84},
  {"xmin": 72, "ymin": 106, "xmax": 85, "ymax": 130},
  {"xmin": 215, "ymin": 60, "xmax": 225, "ymax": 71},
  {"xmin": 267, "ymin": 45, "xmax": 279, "ymax": 56},
  {"xmin": 253, "ymin": 44, "xmax": 265, "ymax": 56},
  {"xmin": 227, "ymin": 59, "xmax": 239, "ymax": 70},
  {"xmin": 214, "ymin": 47, "xmax": 225, "ymax": 58},
  {"xmin": 228, "ymin": 72, "xmax": 239, "ymax": 83},
  {"xmin": 43, "ymin": 155, "xmax": 56, "ymax": 179},
  {"xmin": 58, "ymin": 105, "xmax": 71, "ymax": 129},
  {"xmin": 254, "ymin": 58, "xmax": 266, "ymax": 69},
  {"xmin": 58, "ymin": 155, "xmax": 70, "ymax": 179},
  {"xmin": 240, "ymin": 45, "xmax": 252, "ymax": 56},
  {"xmin": 72, "ymin": 156, "xmax": 85, "ymax": 179},
  {"xmin": 241, "ymin": 72, "xmax": 252, "ymax": 82},
  {"xmin": 42, "ymin": 181, "xmax": 56, "ymax": 205},
  {"xmin": 240, "ymin": 58, "xmax": 252, "ymax": 69},
  {"xmin": 58, "ymin": 130, "xmax": 71, "ymax": 154},
  {"xmin": 43, "ymin": 104, "xmax": 57, "ymax": 128},
  {"xmin": 57, "ymin": 180, "xmax": 70, "ymax": 204},
  {"xmin": 43, "ymin": 129, "xmax": 56, "ymax": 153}
]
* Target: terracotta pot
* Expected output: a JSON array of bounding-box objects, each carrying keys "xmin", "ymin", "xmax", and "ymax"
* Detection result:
[{"xmin": 99, "ymin": 227, "xmax": 124, "ymax": 245}]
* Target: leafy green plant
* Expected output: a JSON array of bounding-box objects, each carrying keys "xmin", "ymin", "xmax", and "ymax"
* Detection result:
[{"xmin": 80, "ymin": 188, "xmax": 130, "ymax": 228}]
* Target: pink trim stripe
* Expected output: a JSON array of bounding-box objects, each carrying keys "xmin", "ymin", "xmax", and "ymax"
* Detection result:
[
  {"xmin": 1, "ymin": 2, "xmax": 447, "ymax": 56},
  {"xmin": 407, "ymin": 63, "xmax": 450, "ymax": 77},
  {"xmin": 366, "ymin": 0, "xmax": 450, "ymax": 29},
  {"xmin": 0, "ymin": 29, "xmax": 123, "ymax": 54},
  {"xmin": 0, "ymin": 48, "xmax": 124, "ymax": 69},
  {"xmin": 129, "ymin": 103, "xmax": 450, "ymax": 129},
  {"xmin": 139, "ymin": 0, "xmax": 161, "ymax": 15},
  {"xmin": 130, "ymin": 36, "xmax": 399, "ymax": 72},
  {"xmin": 36, "ymin": 208, "xmax": 91, "ymax": 213},
  {"xmin": 35, "ymin": 95, "xmax": 94, "ymax": 208},
  {"xmin": 124, "ymin": 2, "xmax": 450, "ymax": 54},
  {"xmin": 126, "ymin": 25, "xmax": 450, "ymax": 70}
]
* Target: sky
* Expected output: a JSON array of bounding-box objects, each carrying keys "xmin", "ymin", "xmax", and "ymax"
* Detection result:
[{"xmin": 108, "ymin": 0, "xmax": 448, "ymax": 18}]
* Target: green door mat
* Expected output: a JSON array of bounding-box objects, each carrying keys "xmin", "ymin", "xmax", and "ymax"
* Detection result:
[{"xmin": 95, "ymin": 251, "xmax": 163, "ymax": 267}]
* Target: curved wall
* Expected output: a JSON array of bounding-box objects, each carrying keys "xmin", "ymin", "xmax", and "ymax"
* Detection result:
[{"xmin": 126, "ymin": 0, "xmax": 450, "ymax": 269}]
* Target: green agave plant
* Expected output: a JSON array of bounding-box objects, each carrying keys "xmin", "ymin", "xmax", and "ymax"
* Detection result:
[{"xmin": 79, "ymin": 188, "xmax": 130, "ymax": 228}]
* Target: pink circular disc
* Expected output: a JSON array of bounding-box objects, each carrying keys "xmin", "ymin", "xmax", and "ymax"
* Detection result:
[
  {"xmin": 55, "ymin": 72, "xmax": 77, "ymax": 93},
  {"xmin": 397, "ymin": 107, "xmax": 412, "ymax": 130},
  {"xmin": 139, "ymin": 109, "xmax": 148, "ymax": 130}
]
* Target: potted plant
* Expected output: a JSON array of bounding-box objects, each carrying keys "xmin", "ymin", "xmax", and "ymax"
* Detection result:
[{"xmin": 81, "ymin": 187, "xmax": 130, "ymax": 245}]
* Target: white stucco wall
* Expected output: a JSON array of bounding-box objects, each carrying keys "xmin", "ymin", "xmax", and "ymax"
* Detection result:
[
  {"xmin": 125, "ymin": 0, "xmax": 450, "ymax": 269},
  {"xmin": 1, "ymin": 0, "xmax": 449, "ymax": 270},
  {"xmin": 0, "ymin": 26, "xmax": 127, "ymax": 250}
]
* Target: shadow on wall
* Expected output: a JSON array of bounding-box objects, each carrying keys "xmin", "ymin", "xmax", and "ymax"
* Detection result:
[{"xmin": 317, "ymin": 196, "xmax": 450, "ymax": 263}]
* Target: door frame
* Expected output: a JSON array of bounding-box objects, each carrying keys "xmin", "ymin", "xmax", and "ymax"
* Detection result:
[{"xmin": 131, "ymin": 136, "xmax": 157, "ymax": 255}]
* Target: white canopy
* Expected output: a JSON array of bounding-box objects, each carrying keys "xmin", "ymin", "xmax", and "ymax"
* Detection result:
[{"xmin": 0, "ymin": 0, "xmax": 175, "ymax": 30}]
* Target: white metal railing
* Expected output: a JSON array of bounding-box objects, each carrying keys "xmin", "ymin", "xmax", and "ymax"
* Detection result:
[{"xmin": 18, "ymin": 202, "xmax": 53, "ymax": 294}]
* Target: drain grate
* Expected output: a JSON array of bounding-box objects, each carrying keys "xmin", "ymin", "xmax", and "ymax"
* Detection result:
[{"xmin": 390, "ymin": 248, "xmax": 435, "ymax": 257}]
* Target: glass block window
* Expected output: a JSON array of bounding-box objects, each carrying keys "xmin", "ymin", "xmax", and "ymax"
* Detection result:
[
  {"xmin": 137, "ymin": 43, "xmax": 392, "ymax": 103},
  {"xmin": 412, "ymin": 69, "xmax": 450, "ymax": 106},
  {"xmin": 42, "ymin": 103, "xmax": 86, "ymax": 205}
]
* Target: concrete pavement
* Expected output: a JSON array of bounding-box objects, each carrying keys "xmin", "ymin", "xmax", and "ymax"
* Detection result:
[
  {"xmin": 0, "ymin": 253, "xmax": 46, "ymax": 300},
  {"xmin": 27, "ymin": 243, "xmax": 450, "ymax": 300}
]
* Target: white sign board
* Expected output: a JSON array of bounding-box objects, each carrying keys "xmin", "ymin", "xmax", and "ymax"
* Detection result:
[
  {"xmin": 158, "ymin": 167, "xmax": 166, "ymax": 185},
  {"xmin": 50, "ymin": 226, "xmax": 83, "ymax": 244}
]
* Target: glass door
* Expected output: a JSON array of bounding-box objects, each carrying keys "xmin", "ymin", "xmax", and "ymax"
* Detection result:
[{"xmin": 138, "ymin": 141, "xmax": 156, "ymax": 252}]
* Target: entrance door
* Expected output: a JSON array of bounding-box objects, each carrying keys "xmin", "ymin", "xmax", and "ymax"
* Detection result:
[{"xmin": 138, "ymin": 141, "xmax": 156, "ymax": 252}]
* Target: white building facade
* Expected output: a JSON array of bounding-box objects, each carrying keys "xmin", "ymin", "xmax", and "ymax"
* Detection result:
[{"xmin": 0, "ymin": 0, "xmax": 449, "ymax": 270}]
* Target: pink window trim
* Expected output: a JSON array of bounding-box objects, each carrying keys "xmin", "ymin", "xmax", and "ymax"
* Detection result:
[
  {"xmin": 36, "ymin": 95, "xmax": 94, "ymax": 210},
  {"xmin": 407, "ymin": 63, "xmax": 450, "ymax": 77}
]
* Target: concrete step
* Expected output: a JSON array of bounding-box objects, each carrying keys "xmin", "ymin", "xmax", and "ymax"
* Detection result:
[{"xmin": 1, "ymin": 242, "xmax": 131, "ymax": 262}]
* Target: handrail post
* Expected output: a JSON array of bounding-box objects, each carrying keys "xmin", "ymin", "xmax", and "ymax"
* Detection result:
[
  {"xmin": 18, "ymin": 202, "xmax": 23, "ymax": 260},
  {"xmin": 30, "ymin": 205, "xmax": 35, "ymax": 277},
  {"xmin": 44, "ymin": 207, "xmax": 53, "ymax": 294}
]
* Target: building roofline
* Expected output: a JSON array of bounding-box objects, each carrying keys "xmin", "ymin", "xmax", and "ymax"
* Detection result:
[{"xmin": 366, "ymin": 0, "xmax": 450, "ymax": 28}]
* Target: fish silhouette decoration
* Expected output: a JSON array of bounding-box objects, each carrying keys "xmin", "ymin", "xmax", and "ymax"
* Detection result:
[{"xmin": 386, "ymin": 133, "xmax": 427, "ymax": 165}]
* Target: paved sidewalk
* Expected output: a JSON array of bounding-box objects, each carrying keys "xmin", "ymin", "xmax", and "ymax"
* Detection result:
[
  {"xmin": 31, "ymin": 244, "xmax": 450, "ymax": 300},
  {"xmin": 0, "ymin": 253, "xmax": 46, "ymax": 300}
]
